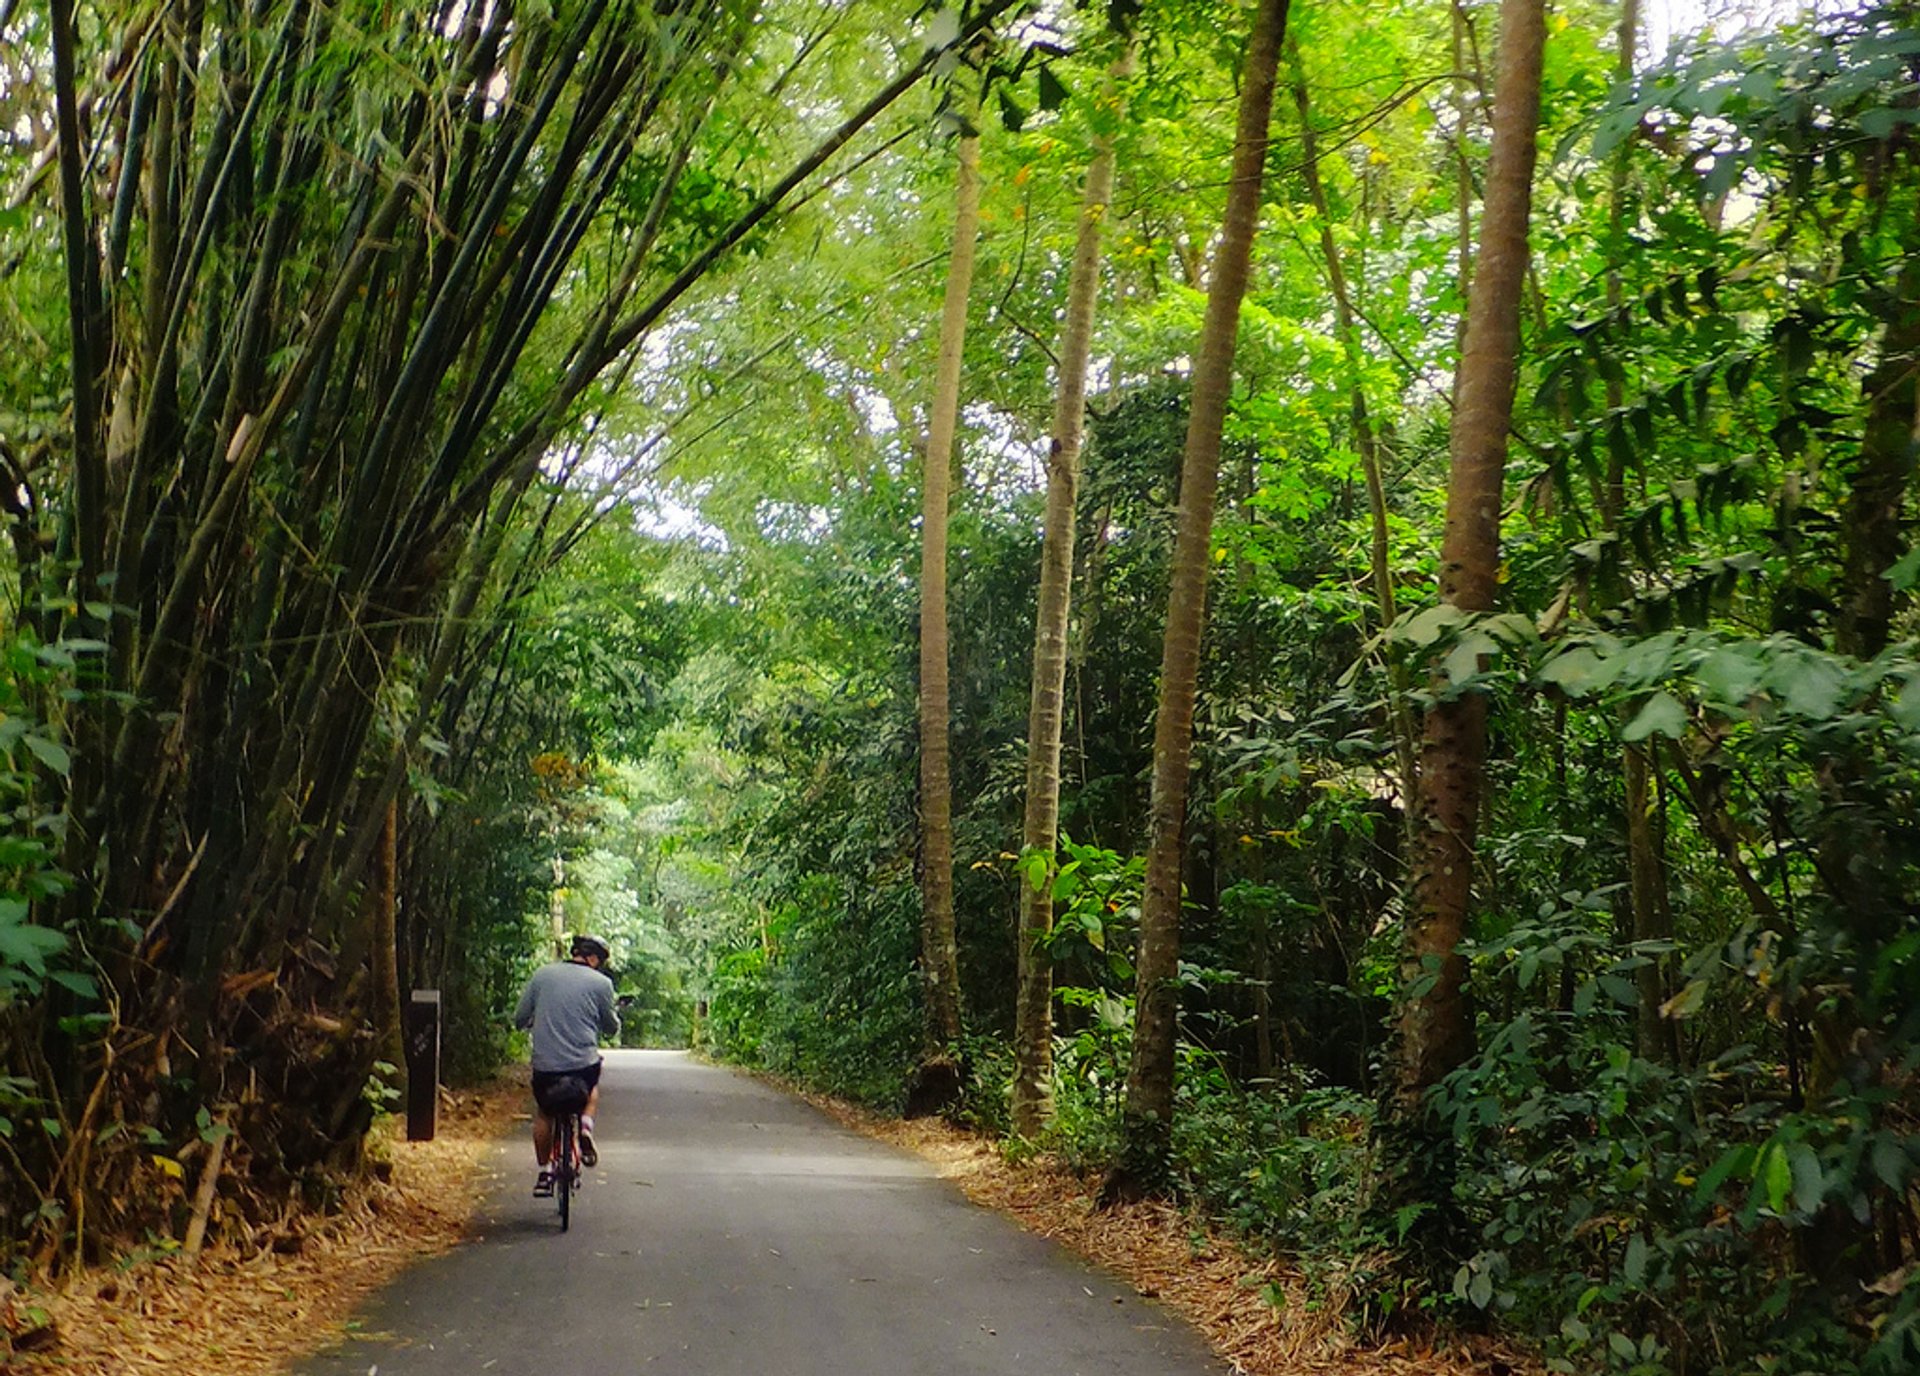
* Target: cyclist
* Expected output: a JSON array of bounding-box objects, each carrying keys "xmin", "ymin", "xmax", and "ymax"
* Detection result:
[{"xmin": 513, "ymin": 933, "xmax": 620, "ymax": 1196}]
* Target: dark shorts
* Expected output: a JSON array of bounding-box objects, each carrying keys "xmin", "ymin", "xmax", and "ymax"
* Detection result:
[{"xmin": 531, "ymin": 1060, "xmax": 601, "ymax": 1113}]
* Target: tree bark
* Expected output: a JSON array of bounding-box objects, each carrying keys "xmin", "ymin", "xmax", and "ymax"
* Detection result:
[
  {"xmin": 917, "ymin": 123, "xmax": 982, "ymax": 1078},
  {"xmin": 1011, "ymin": 48, "xmax": 1133, "ymax": 1140},
  {"xmin": 1108, "ymin": 0, "xmax": 1291, "ymax": 1195},
  {"xmin": 48, "ymin": 0, "xmax": 105, "ymax": 602},
  {"xmin": 1392, "ymin": 0, "xmax": 1547, "ymax": 1114},
  {"xmin": 370, "ymin": 800, "xmax": 405, "ymax": 1084},
  {"xmin": 1835, "ymin": 255, "xmax": 1920, "ymax": 661},
  {"xmin": 1288, "ymin": 50, "xmax": 1418, "ymax": 806},
  {"xmin": 1596, "ymin": 0, "xmax": 1678, "ymax": 1065}
]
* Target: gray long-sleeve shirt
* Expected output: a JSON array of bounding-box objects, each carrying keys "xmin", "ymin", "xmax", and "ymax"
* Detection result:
[{"xmin": 513, "ymin": 959, "xmax": 620, "ymax": 1072}]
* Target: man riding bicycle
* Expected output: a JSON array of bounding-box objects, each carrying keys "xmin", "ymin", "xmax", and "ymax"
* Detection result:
[{"xmin": 514, "ymin": 933, "xmax": 620, "ymax": 1196}]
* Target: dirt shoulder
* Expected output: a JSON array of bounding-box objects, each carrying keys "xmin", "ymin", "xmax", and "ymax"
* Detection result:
[
  {"xmin": 783, "ymin": 1083, "xmax": 1534, "ymax": 1376},
  {"xmin": 2, "ymin": 1075, "xmax": 523, "ymax": 1376}
]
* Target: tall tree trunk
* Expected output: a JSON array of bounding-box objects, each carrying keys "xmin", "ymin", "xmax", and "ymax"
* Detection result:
[
  {"xmin": 1449, "ymin": 0, "xmax": 1480, "ymax": 374},
  {"xmin": 1592, "ymin": 0, "xmax": 1677, "ymax": 1065},
  {"xmin": 1011, "ymin": 48, "xmax": 1133, "ymax": 1140},
  {"xmin": 1106, "ymin": 0, "xmax": 1291, "ymax": 1196},
  {"xmin": 1835, "ymin": 254, "xmax": 1920, "ymax": 662},
  {"xmin": 1288, "ymin": 50, "xmax": 1418, "ymax": 808},
  {"xmin": 370, "ymin": 800, "xmax": 405, "ymax": 1086},
  {"xmin": 914, "ymin": 123, "xmax": 982, "ymax": 1104},
  {"xmin": 1391, "ymin": 0, "xmax": 1547, "ymax": 1114}
]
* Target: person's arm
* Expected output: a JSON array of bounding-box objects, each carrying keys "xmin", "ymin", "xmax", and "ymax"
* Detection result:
[
  {"xmin": 513, "ymin": 974, "xmax": 538, "ymax": 1031},
  {"xmin": 598, "ymin": 979, "xmax": 621, "ymax": 1038}
]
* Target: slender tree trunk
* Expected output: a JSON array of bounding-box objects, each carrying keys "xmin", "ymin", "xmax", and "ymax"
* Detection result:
[
  {"xmin": 370, "ymin": 800, "xmax": 405, "ymax": 1085},
  {"xmin": 1011, "ymin": 48, "xmax": 1133, "ymax": 1140},
  {"xmin": 1392, "ymin": 0, "xmax": 1547, "ymax": 1114},
  {"xmin": 49, "ymin": 0, "xmax": 105, "ymax": 602},
  {"xmin": 915, "ymin": 123, "xmax": 982, "ymax": 1095},
  {"xmin": 1591, "ymin": 0, "xmax": 1677, "ymax": 1065},
  {"xmin": 1450, "ymin": 0, "xmax": 1480, "ymax": 374},
  {"xmin": 1107, "ymin": 0, "xmax": 1291, "ymax": 1196},
  {"xmin": 1288, "ymin": 50, "xmax": 1417, "ymax": 807},
  {"xmin": 1835, "ymin": 254, "xmax": 1920, "ymax": 661}
]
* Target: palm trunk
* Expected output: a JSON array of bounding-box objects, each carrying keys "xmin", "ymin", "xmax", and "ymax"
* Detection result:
[
  {"xmin": 1011, "ymin": 49, "xmax": 1133, "ymax": 1140},
  {"xmin": 1108, "ymin": 0, "xmax": 1292, "ymax": 1196},
  {"xmin": 1392, "ymin": 0, "xmax": 1547, "ymax": 1113},
  {"xmin": 917, "ymin": 124, "xmax": 982, "ymax": 1083}
]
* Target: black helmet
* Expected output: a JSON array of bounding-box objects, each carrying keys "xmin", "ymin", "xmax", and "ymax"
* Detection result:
[{"xmin": 570, "ymin": 933, "xmax": 611, "ymax": 962}]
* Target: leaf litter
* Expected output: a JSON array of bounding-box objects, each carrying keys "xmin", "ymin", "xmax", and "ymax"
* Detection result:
[{"xmin": 3, "ymin": 1076, "xmax": 524, "ymax": 1376}]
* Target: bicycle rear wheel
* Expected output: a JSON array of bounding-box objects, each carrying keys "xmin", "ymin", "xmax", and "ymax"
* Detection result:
[{"xmin": 556, "ymin": 1116, "xmax": 574, "ymax": 1231}]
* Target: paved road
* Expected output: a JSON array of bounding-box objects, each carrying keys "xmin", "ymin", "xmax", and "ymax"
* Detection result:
[{"xmin": 299, "ymin": 1050, "xmax": 1223, "ymax": 1376}]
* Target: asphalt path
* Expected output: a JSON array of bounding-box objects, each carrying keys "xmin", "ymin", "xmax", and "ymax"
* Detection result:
[{"xmin": 298, "ymin": 1049, "xmax": 1223, "ymax": 1376}]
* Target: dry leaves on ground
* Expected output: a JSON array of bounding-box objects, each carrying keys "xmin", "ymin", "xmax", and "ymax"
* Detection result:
[
  {"xmin": 792, "ymin": 1088, "xmax": 1536, "ymax": 1376},
  {"xmin": 2, "ymin": 1075, "xmax": 522, "ymax": 1376}
]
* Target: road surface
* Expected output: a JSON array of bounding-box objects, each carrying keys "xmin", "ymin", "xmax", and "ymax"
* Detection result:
[{"xmin": 297, "ymin": 1049, "xmax": 1223, "ymax": 1375}]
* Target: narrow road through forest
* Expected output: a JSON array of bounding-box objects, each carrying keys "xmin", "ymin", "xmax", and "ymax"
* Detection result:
[{"xmin": 297, "ymin": 1050, "xmax": 1224, "ymax": 1375}]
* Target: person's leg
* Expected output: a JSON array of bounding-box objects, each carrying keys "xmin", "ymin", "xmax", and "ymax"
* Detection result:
[
  {"xmin": 579, "ymin": 1072, "xmax": 603, "ymax": 1166},
  {"xmin": 533, "ymin": 1108, "xmax": 554, "ymax": 1165}
]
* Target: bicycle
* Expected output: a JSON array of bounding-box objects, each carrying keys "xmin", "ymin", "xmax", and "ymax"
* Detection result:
[
  {"xmin": 534, "ymin": 1072, "xmax": 593, "ymax": 1230},
  {"xmin": 552, "ymin": 1107, "xmax": 583, "ymax": 1230}
]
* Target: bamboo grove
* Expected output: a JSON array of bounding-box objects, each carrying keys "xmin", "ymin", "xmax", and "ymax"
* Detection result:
[
  {"xmin": 4, "ymin": 0, "xmax": 1920, "ymax": 1372},
  {"xmin": 0, "ymin": 0, "xmax": 1019, "ymax": 1266}
]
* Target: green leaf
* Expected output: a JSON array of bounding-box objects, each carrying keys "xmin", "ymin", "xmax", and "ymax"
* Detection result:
[
  {"xmin": 0, "ymin": 920, "xmax": 67, "ymax": 975},
  {"xmin": 1860, "ymin": 105, "xmax": 1899, "ymax": 139},
  {"xmin": 1609, "ymin": 1332, "xmax": 1637, "ymax": 1360},
  {"xmin": 48, "ymin": 970, "xmax": 98, "ymax": 1000},
  {"xmin": 1624, "ymin": 1231, "xmax": 1648, "ymax": 1286},
  {"xmin": 1788, "ymin": 1142, "xmax": 1824, "ymax": 1213},
  {"xmin": 1696, "ymin": 647, "xmax": 1764, "ymax": 707},
  {"xmin": 1468, "ymin": 1268, "xmax": 1494, "ymax": 1308},
  {"xmin": 1623, "ymin": 692, "xmax": 1688, "ymax": 742},
  {"xmin": 1894, "ymin": 675, "xmax": 1920, "ymax": 732},
  {"xmin": 1541, "ymin": 647, "xmax": 1606, "ymax": 697},
  {"xmin": 1758, "ymin": 1142, "xmax": 1793, "ymax": 1214},
  {"xmin": 1872, "ymin": 1136, "xmax": 1907, "ymax": 1190},
  {"xmin": 1599, "ymin": 974, "xmax": 1638, "ymax": 1007},
  {"xmin": 1695, "ymin": 1144, "xmax": 1752, "ymax": 1205},
  {"xmin": 1773, "ymin": 655, "xmax": 1847, "ymax": 719},
  {"xmin": 923, "ymin": 8, "xmax": 961, "ymax": 50},
  {"xmin": 21, "ymin": 735, "xmax": 71, "ymax": 776},
  {"xmin": 1396, "ymin": 604, "xmax": 1465, "ymax": 648},
  {"xmin": 1442, "ymin": 630, "xmax": 1498, "ymax": 685},
  {"xmin": 1884, "ymin": 546, "xmax": 1920, "ymax": 593}
]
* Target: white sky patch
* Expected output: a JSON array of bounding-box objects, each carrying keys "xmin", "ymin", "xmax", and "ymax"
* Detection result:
[
  {"xmin": 853, "ymin": 386, "xmax": 899, "ymax": 435},
  {"xmin": 1642, "ymin": 0, "xmax": 1808, "ymax": 60},
  {"xmin": 631, "ymin": 482, "xmax": 729, "ymax": 548}
]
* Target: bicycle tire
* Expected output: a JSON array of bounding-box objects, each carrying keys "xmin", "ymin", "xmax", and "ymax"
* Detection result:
[{"xmin": 557, "ymin": 1115, "xmax": 573, "ymax": 1231}]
